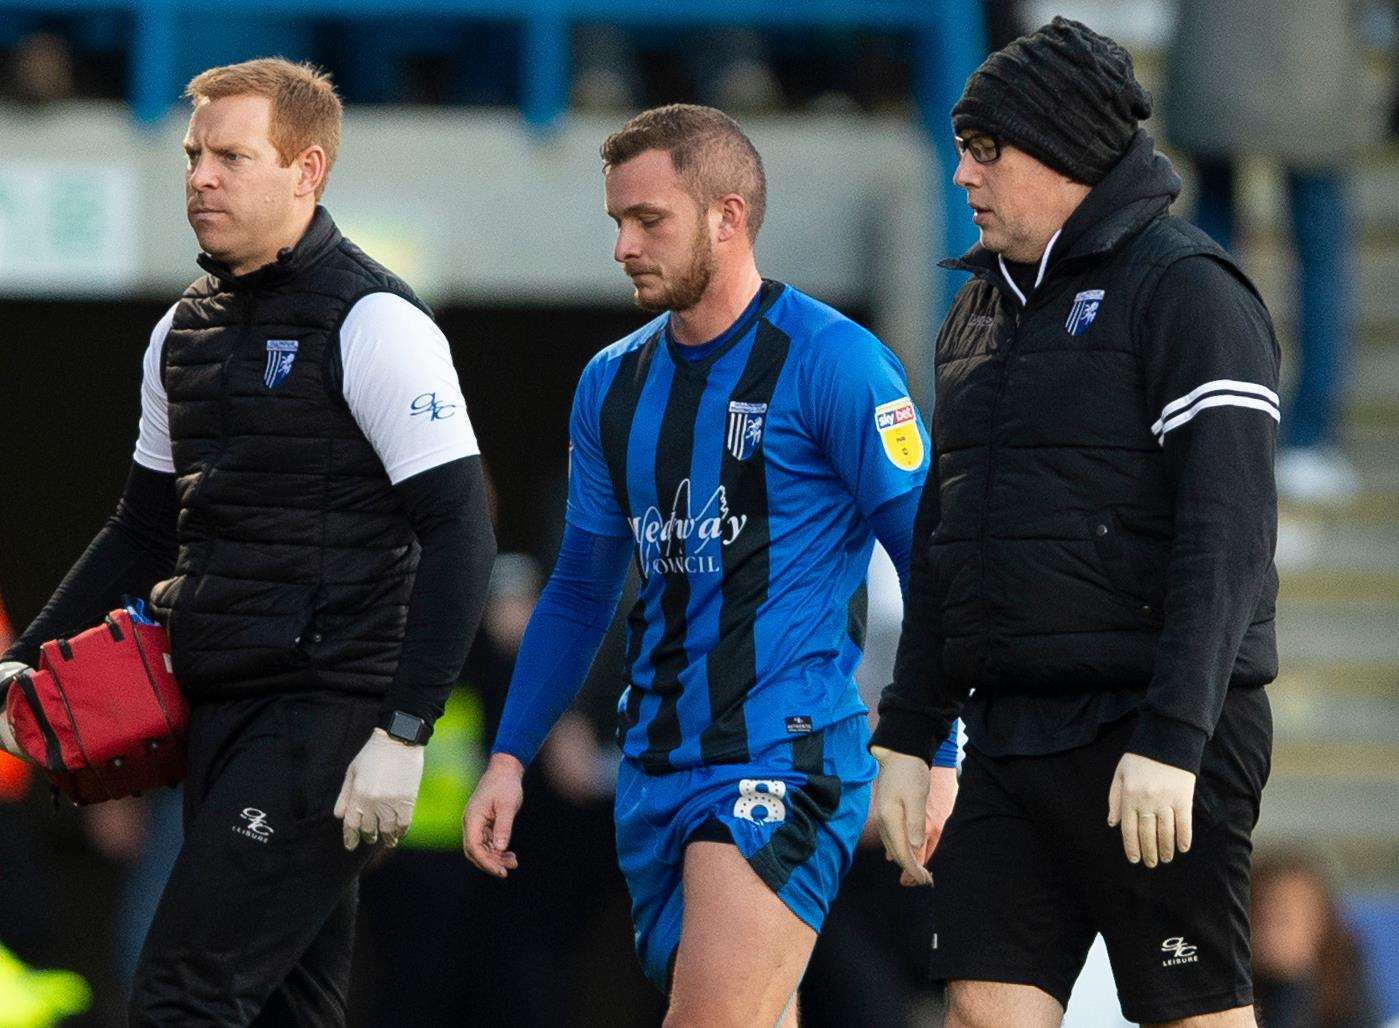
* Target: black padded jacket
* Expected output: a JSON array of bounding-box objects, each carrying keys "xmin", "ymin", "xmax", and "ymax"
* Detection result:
[{"xmin": 872, "ymin": 133, "xmax": 1279, "ymax": 774}]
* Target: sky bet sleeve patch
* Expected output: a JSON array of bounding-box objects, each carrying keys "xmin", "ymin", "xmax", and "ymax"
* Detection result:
[{"xmin": 874, "ymin": 397, "xmax": 924, "ymax": 471}]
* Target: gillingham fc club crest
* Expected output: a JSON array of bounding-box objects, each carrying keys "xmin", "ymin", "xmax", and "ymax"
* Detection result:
[
  {"xmin": 1066, "ymin": 289, "xmax": 1105, "ymax": 336},
  {"xmin": 264, "ymin": 339, "xmax": 299, "ymax": 389},
  {"xmin": 727, "ymin": 401, "xmax": 766, "ymax": 461}
]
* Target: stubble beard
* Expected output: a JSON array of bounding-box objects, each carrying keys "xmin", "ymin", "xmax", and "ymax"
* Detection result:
[
  {"xmin": 983, "ymin": 213, "xmax": 1044, "ymax": 264},
  {"xmin": 634, "ymin": 220, "xmax": 716, "ymax": 314}
]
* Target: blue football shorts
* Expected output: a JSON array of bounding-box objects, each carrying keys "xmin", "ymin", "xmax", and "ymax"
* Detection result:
[{"xmin": 613, "ymin": 713, "xmax": 875, "ymax": 988}]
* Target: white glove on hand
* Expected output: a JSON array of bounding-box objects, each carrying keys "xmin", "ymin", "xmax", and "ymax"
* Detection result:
[
  {"xmin": 0, "ymin": 661, "xmax": 33, "ymax": 762},
  {"xmin": 1107, "ymin": 752, "xmax": 1196, "ymax": 868},
  {"xmin": 871, "ymin": 745, "xmax": 934, "ymax": 886},
  {"xmin": 333, "ymin": 728, "xmax": 425, "ymax": 851},
  {"xmin": 906, "ymin": 764, "xmax": 958, "ymax": 886}
]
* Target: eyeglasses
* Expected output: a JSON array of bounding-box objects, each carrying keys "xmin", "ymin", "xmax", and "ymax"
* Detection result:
[{"xmin": 955, "ymin": 133, "xmax": 1002, "ymax": 165}]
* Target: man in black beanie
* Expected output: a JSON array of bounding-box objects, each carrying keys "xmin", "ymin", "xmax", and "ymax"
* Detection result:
[{"xmin": 871, "ymin": 18, "xmax": 1277, "ymax": 1027}]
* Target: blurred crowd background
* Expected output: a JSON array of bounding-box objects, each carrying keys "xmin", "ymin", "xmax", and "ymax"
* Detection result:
[{"xmin": 0, "ymin": 1, "xmax": 1396, "ymax": 1025}]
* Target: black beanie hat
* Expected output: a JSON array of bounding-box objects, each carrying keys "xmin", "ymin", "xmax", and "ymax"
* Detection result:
[{"xmin": 951, "ymin": 17, "xmax": 1152, "ymax": 185}]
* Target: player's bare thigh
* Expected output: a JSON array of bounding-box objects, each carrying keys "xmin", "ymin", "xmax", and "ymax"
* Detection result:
[
  {"xmin": 1145, "ymin": 1008, "xmax": 1257, "ymax": 1027},
  {"xmin": 664, "ymin": 840, "xmax": 815, "ymax": 1028},
  {"xmin": 945, "ymin": 980, "xmax": 1065, "ymax": 1028},
  {"xmin": 946, "ymin": 981, "xmax": 1257, "ymax": 1028}
]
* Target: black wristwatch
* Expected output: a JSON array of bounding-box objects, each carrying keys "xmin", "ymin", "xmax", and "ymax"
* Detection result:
[{"xmin": 382, "ymin": 710, "xmax": 429, "ymax": 746}]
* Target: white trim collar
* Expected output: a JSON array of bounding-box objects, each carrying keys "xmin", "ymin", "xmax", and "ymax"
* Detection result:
[{"xmin": 997, "ymin": 228, "xmax": 1062, "ymax": 307}]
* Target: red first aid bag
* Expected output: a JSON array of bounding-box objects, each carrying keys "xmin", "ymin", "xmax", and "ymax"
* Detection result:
[{"xmin": 4, "ymin": 609, "xmax": 188, "ymax": 804}]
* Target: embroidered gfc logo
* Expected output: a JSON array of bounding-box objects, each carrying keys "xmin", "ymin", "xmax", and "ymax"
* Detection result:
[
  {"xmin": 733, "ymin": 780, "xmax": 787, "ymax": 824},
  {"xmin": 410, "ymin": 392, "xmax": 457, "ymax": 421},
  {"xmin": 1160, "ymin": 936, "xmax": 1199, "ymax": 967},
  {"xmin": 233, "ymin": 807, "xmax": 275, "ymax": 843}
]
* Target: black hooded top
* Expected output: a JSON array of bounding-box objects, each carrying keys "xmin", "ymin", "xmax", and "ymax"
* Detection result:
[{"xmin": 872, "ymin": 133, "xmax": 1280, "ymax": 774}]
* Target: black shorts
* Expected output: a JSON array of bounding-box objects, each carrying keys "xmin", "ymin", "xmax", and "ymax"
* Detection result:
[
  {"xmin": 927, "ymin": 687, "xmax": 1272, "ymax": 1024},
  {"xmin": 130, "ymin": 692, "xmax": 381, "ymax": 1027}
]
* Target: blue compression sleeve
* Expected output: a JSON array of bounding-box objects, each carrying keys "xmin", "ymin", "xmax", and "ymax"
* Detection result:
[
  {"xmin": 867, "ymin": 489, "xmax": 960, "ymax": 769},
  {"xmin": 932, "ymin": 729, "xmax": 961, "ymax": 768},
  {"xmin": 491, "ymin": 523, "xmax": 632, "ymax": 767},
  {"xmin": 866, "ymin": 489, "xmax": 919, "ymax": 595}
]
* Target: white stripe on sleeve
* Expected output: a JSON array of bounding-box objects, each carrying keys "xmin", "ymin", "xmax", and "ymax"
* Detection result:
[
  {"xmin": 1152, "ymin": 379, "xmax": 1280, "ymax": 435},
  {"xmin": 1153, "ymin": 392, "xmax": 1281, "ymax": 444}
]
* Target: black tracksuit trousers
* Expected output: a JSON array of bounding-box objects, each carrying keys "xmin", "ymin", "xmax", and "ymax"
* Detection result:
[{"xmin": 129, "ymin": 692, "xmax": 380, "ymax": 1026}]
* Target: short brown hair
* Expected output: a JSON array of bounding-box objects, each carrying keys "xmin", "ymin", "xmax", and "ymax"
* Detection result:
[
  {"xmin": 185, "ymin": 58, "xmax": 343, "ymax": 201},
  {"xmin": 601, "ymin": 104, "xmax": 767, "ymax": 242}
]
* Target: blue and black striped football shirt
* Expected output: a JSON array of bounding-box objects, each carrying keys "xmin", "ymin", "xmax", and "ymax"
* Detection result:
[{"xmin": 568, "ymin": 281, "xmax": 929, "ymax": 772}]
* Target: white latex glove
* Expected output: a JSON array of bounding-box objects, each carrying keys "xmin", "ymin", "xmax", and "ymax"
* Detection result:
[
  {"xmin": 462, "ymin": 752, "xmax": 524, "ymax": 878},
  {"xmin": 333, "ymin": 728, "xmax": 425, "ymax": 851},
  {"xmin": 871, "ymin": 744, "xmax": 934, "ymax": 886},
  {"xmin": 1107, "ymin": 752, "xmax": 1196, "ymax": 868},
  {"xmin": 0, "ymin": 661, "xmax": 33, "ymax": 763},
  {"xmin": 903, "ymin": 764, "xmax": 958, "ymax": 886}
]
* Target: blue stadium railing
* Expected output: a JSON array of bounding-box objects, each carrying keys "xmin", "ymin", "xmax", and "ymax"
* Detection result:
[{"xmin": 0, "ymin": 0, "xmax": 985, "ymax": 310}]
